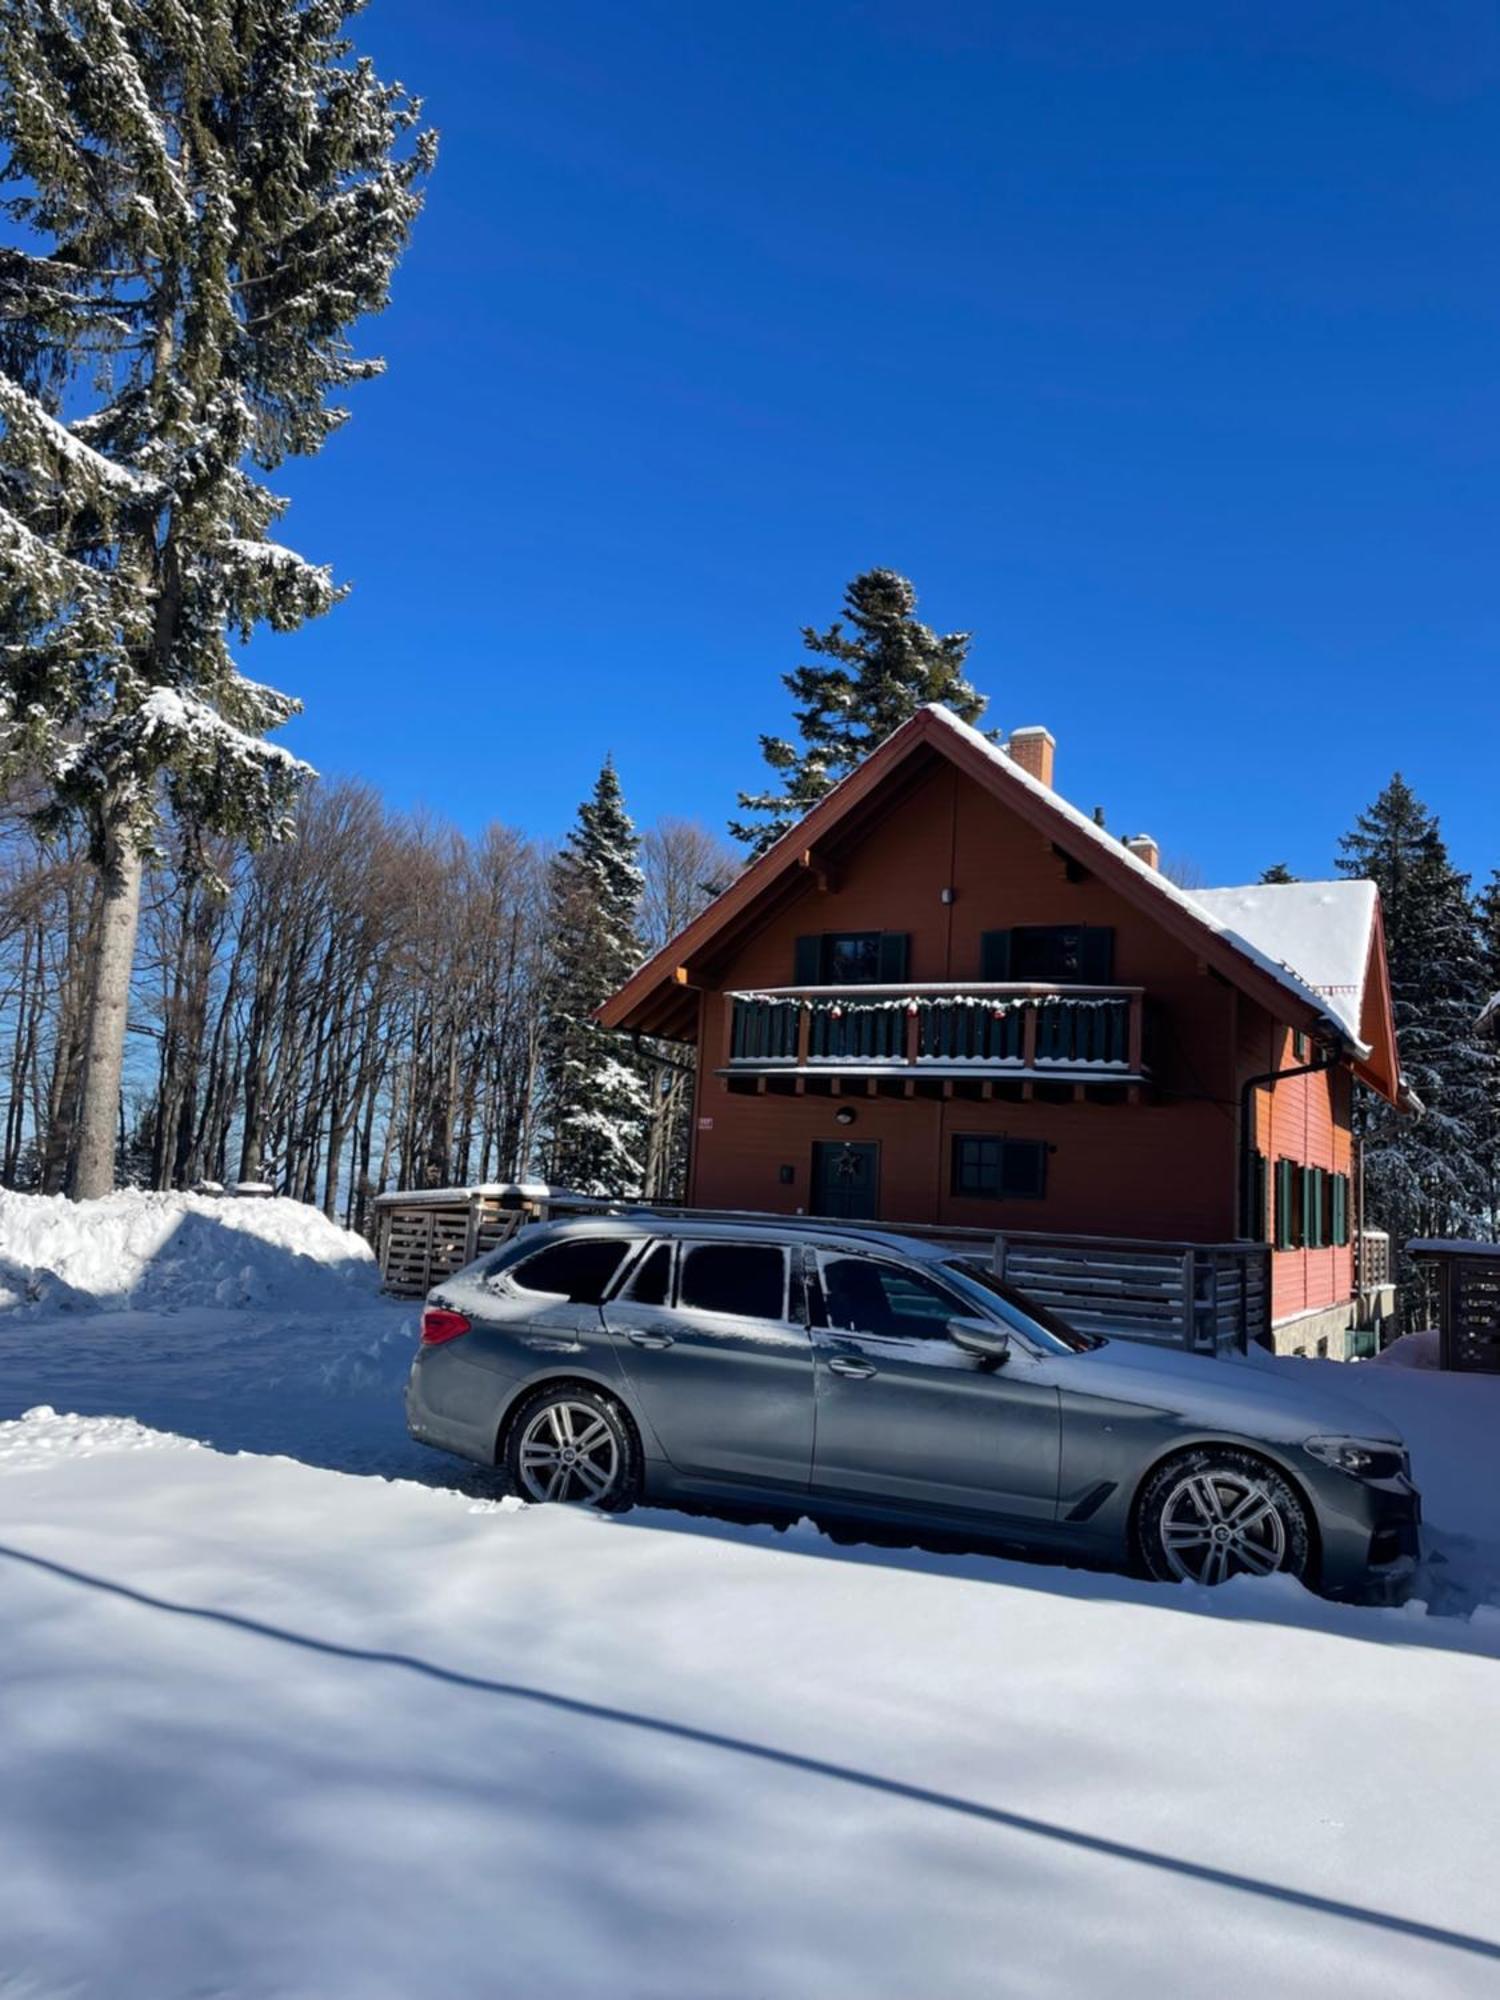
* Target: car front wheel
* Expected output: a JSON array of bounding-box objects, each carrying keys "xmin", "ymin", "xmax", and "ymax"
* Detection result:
[
  {"xmin": 1136, "ymin": 1447, "xmax": 1312, "ymax": 1588},
  {"xmin": 505, "ymin": 1386, "xmax": 639, "ymax": 1512}
]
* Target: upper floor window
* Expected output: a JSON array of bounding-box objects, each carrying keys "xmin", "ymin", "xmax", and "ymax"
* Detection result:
[
  {"xmin": 982, "ymin": 926, "xmax": 1114, "ymax": 985},
  {"xmin": 794, "ymin": 931, "xmax": 910, "ymax": 986},
  {"xmin": 951, "ymin": 1134, "xmax": 1048, "ymax": 1200}
]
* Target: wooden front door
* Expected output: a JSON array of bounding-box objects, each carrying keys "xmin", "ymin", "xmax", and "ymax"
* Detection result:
[{"xmin": 811, "ymin": 1140, "xmax": 881, "ymax": 1221}]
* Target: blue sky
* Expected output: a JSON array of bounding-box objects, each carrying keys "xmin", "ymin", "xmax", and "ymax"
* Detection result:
[{"xmin": 270, "ymin": 0, "xmax": 1499, "ymax": 887}]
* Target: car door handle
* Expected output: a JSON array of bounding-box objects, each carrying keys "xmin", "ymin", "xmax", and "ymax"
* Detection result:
[
  {"xmin": 827, "ymin": 1355, "xmax": 876, "ymax": 1379},
  {"xmin": 626, "ymin": 1328, "xmax": 675, "ymax": 1350}
]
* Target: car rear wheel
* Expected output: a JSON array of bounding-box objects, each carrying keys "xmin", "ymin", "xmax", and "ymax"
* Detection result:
[
  {"xmin": 1136, "ymin": 1448, "xmax": 1312, "ymax": 1588},
  {"xmin": 505, "ymin": 1386, "xmax": 639, "ymax": 1512}
]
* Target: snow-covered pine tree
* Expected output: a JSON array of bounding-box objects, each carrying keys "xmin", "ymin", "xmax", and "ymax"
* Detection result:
[
  {"xmin": 1477, "ymin": 869, "xmax": 1500, "ymax": 1231},
  {"xmin": 1338, "ymin": 777, "xmax": 1496, "ymax": 1313},
  {"xmin": 0, "ymin": 2, "xmax": 434, "ymax": 1197},
  {"xmin": 541, "ymin": 759, "xmax": 650, "ymax": 1197},
  {"xmin": 730, "ymin": 568, "xmax": 989, "ymax": 856}
]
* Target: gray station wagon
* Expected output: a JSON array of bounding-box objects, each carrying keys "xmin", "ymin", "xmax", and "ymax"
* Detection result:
[{"xmin": 405, "ymin": 1214, "xmax": 1420, "ymax": 1600}]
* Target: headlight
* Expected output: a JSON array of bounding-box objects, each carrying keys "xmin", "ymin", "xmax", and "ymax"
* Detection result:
[{"xmin": 1303, "ymin": 1436, "xmax": 1407, "ymax": 1480}]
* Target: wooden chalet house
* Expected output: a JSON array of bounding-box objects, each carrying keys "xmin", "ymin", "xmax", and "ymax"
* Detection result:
[{"xmin": 601, "ymin": 706, "xmax": 1407, "ymax": 1358}]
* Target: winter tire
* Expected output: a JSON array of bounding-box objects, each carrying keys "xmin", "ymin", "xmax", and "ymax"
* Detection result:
[
  {"xmin": 1136, "ymin": 1447, "xmax": 1312, "ymax": 1588},
  {"xmin": 505, "ymin": 1386, "xmax": 639, "ymax": 1512}
]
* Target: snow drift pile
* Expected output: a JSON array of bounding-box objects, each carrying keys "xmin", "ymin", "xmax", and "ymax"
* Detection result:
[{"xmin": 0, "ymin": 1189, "xmax": 379, "ymax": 1315}]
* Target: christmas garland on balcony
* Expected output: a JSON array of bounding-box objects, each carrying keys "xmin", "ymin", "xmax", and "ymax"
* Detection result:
[{"xmin": 731, "ymin": 991, "xmax": 1124, "ymax": 1020}]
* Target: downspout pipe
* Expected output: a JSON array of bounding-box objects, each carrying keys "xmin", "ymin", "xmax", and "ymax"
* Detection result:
[{"xmin": 1238, "ymin": 1044, "xmax": 1338, "ymax": 1240}]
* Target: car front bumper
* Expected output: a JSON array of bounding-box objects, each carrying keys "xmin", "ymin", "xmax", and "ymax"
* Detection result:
[{"xmin": 1299, "ymin": 1459, "xmax": 1422, "ymax": 1603}]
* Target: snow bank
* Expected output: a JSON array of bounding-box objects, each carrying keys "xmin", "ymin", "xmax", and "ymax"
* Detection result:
[
  {"xmin": 0, "ymin": 1405, "xmax": 199, "ymax": 1475},
  {"xmin": 0, "ymin": 1189, "xmax": 378, "ymax": 1316},
  {"xmin": 1372, "ymin": 1329, "xmax": 1441, "ymax": 1370}
]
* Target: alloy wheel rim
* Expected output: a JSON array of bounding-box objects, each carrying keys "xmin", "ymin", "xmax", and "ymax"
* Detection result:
[
  {"xmin": 517, "ymin": 1401, "xmax": 620, "ymax": 1505},
  {"xmin": 1159, "ymin": 1470, "xmax": 1287, "ymax": 1585}
]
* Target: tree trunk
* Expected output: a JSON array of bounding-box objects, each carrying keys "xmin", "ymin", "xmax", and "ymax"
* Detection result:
[{"xmin": 70, "ymin": 825, "xmax": 144, "ymax": 1199}]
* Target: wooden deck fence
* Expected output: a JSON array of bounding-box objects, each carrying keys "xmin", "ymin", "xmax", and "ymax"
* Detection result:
[{"xmin": 371, "ymin": 1188, "xmax": 1269, "ymax": 1353}]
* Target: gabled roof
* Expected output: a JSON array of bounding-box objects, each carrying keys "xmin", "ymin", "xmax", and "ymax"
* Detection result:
[{"xmin": 601, "ymin": 704, "xmax": 1403, "ymax": 1101}]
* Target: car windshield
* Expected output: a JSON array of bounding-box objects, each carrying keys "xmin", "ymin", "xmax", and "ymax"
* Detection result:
[{"xmin": 939, "ymin": 1258, "xmax": 1103, "ymax": 1353}]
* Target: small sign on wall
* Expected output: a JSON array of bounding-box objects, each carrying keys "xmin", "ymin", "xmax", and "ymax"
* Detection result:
[{"xmin": 698, "ymin": 1116, "xmax": 714, "ymax": 1130}]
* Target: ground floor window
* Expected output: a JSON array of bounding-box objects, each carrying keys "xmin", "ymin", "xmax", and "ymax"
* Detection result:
[{"xmin": 951, "ymin": 1134, "xmax": 1047, "ymax": 1200}]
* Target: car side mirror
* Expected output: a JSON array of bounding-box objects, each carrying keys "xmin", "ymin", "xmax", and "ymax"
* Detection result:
[{"xmin": 948, "ymin": 1318, "xmax": 1011, "ymax": 1367}]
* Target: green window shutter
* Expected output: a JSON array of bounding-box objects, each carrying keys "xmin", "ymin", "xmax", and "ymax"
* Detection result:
[
  {"xmin": 1243, "ymin": 1151, "xmax": 1268, "ymax": 1241},
  {"xmin": 980, "ymin": 930, "xmax": 1012, "ymax": 980},
  {"xmin": 1312, "ymin": 1168, "xmax": 1336, "ymax": 1240},
  {"xmin": 793, "ymin": 935, "xmax": 821, "ymax": 986},
  {"xmin": 877, "ymin": 932, "xmax": 910, "ymax": 982},
  {"xmin": 1274, "ymin": 1159, "xmax": 1296, "ymax": 1250}
]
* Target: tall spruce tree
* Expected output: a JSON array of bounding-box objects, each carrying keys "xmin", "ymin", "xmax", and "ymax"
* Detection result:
[
  {"xmin": 730, "ymin": 567, "xmax": 988, "ymax": 855},
  {"xmin": 542, "ymin": 758, "xmax": 650, "ymax": 1196},
  {"xmin": 1477, "ymin": 869, "xmax": 1500, "ymax": 1231},
  {"xmin": 1338, "ymin": 776, "xmax": 1495, "ymax": 1306},
  {"xmin": 0, "ymin": 2, "xmax": 433, "ymax": 1196}
]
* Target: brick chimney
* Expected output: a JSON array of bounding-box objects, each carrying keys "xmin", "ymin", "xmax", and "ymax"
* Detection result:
[
  {"xmin": 1007, "ymin": 726, "xmax": 1055, "ymax": 788},
  {"xmin": 1125, "ymin": 833, "xmax": 1160, "ymax": 870}
]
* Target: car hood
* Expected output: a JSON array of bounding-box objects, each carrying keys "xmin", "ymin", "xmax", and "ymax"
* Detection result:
[{"xmin": 1062, "ymin": 1336, "xmax": 1406, "ymax": 1446}]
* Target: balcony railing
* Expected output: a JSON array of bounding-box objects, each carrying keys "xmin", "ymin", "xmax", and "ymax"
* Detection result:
[{"xmin": 723, "ymin": 983, "xmax": 1146, "ymax": 1079}]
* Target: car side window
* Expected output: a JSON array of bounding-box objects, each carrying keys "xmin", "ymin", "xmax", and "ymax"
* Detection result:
[
  {"xmin": 820, "ymin": 1256, "xmax": 962, "ymax": 1340},
  {"xmin": 678, "ymin": 1243, "xmax": 788, "ymax": 1322},
  {"xmin": 507, "ymin": 1238, "xmax": 632, "ymax": 1304},
  {"xmin": 624, "ymin": 1241, "xmax": 673, "ymax": 1305}
]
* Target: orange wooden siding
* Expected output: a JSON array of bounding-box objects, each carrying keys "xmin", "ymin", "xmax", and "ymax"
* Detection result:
[
  {"xmin": 1235, "ymin": 1007, "xmax": 1355, "ymax": 1324},
  {"xmin": 692, "ymin": 761, "xmax": 1256, "ymax": 1241}
]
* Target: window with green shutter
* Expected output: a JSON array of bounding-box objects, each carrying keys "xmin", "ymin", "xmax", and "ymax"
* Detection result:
[{"xmin": 1274, "ymin": 1158, "xmax": 1298, "ymax": 1250}]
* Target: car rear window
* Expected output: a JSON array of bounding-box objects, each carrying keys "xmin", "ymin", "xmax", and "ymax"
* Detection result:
[
  {"xmin": 679, "ymin": 1243, "xmax": 787, "ymax": 1322},
  {"xmin": 508, "ymin": 1238, "xmax": 632, "ymax": 1304}
]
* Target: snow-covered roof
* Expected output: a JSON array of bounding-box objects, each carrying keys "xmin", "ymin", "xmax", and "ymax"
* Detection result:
[
  {"xmin": 1188, "ymin": 882, "xmax": 1377, "ymax": 1046},
  {"xmin": 925, "ymin": 709, "xmax": 1375, "ymax": 1056}
]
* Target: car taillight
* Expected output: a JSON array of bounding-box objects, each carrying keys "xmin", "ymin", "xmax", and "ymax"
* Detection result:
[{"xmin": 420, "ymin": 1308, "xmax": 471, "ymax": 1346}]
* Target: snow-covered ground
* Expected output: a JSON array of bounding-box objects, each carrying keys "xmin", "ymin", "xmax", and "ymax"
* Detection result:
[{"xmin": 2, "ymin": 1193, "xmax": 1499, "ymax": 1998}]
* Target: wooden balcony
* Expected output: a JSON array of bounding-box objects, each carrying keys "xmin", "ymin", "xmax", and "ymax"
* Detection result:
[{"xmin": 722, "ymin": 982, "xmax": 1147, "ymax": 1096}]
